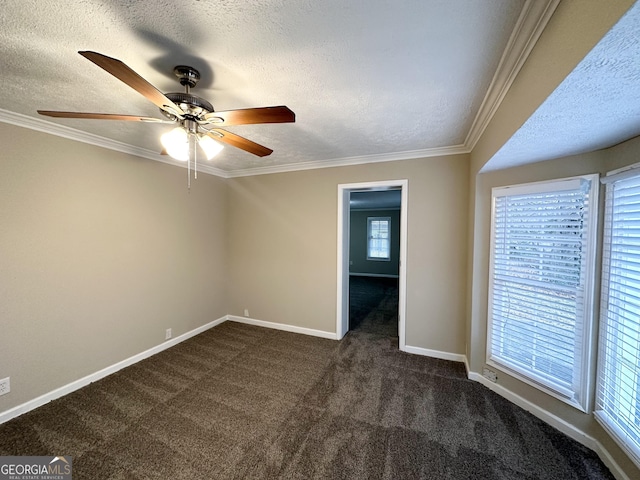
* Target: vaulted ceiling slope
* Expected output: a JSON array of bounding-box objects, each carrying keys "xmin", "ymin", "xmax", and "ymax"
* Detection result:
[{"xmin": 1, "ymin": 0, "xmax": 560, "ymax": 177}]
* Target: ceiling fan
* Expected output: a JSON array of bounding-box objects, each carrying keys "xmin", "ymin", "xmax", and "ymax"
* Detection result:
[{"xmin": 38, "ymin": 51, "xmax": 295, "ymax": 177}]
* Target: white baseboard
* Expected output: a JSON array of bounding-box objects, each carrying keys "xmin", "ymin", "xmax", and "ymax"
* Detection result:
[
  {"xmin": 2, "ymin": 316, "xmax": 630, "ymax": 479},
  {"xmin": 0, "ymin": 315, "xmax": 228, "ymax": 425},
  {"xmin": 468, "ymin": 372, "xmax": 631, "ymax": 480},
  {"xmin": 402, "ymin": 344, "xmax": 467, "ymax": 363},
  {"xmin": 227, "ymin": 315, "xmax": 338, "ymax": 340}
]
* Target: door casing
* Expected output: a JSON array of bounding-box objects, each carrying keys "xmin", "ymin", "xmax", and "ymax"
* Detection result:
[{"xmin": 336, "ymin": 179, "xmax": 408, "ymax": 349}]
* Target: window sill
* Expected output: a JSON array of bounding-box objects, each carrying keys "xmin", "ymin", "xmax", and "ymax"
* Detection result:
[{"xmin": 487, "ymin": 359, "xmax": 588, "ymax": 413}]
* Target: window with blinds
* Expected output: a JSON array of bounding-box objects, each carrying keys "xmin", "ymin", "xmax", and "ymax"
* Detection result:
[
  {"xmin": 487, "ymin": 175, "xmax": 598, "ymax": 411},
  {"xmin": 596, "ymin": 170, "xmax": 640, "ymax": 466},
  {"xmin": 367, "ymin": 217, "xmax": 391, "ymax": 260}
]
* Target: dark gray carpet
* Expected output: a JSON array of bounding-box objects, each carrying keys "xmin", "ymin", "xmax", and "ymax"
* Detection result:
[
  {"xmin": 0, "ymin": 315, "xmax": 613, "ymax": 478},
  {"xmin": 349, "ymin": 275, "xmax": 399, "ymax": 337}
]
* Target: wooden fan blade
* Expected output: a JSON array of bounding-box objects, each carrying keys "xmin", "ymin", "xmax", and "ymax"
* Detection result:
[
  {"xmin": 208, "ymin": 129, "xmax": 273, "ymax": 157},
  {"xmin": 78, "ymin": 51, "xmax": 183, "ymax": 117},
  {"xmin": 203, "ymin": 106, "xmax": 295, "ymax": 126},
  {"xmin": 37, "ymin": 111, "xmax": 169, "ymax": 122}
]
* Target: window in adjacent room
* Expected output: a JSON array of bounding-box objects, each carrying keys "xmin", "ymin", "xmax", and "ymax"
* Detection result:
[
  {"xmin": 487, "ymin": 174, "xmax": 599, "ymax": 412},
  {"xmin": 367, "ymin": 216, "xmax": 391, "ymax": 261},
  {"xmin": 596, "ymin": 167, "xmax": 640, "ymax": 467}
]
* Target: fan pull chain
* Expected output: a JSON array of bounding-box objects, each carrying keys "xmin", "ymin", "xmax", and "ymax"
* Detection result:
[
  {"xmin": 187, "ymin": 131, "xmax": 198, "ymax": 191},
  {"xmin": 187, "ymin": 136, "xmax": 191, "ymax": 191}
]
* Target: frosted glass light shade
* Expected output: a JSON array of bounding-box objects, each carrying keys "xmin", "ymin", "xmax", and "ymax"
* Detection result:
[
  {"xmin": 198, "ymin": 134, "xmax": 224, "ymax": 160},
  {"xmin": 160, "ymin": 127, "xmax": 189, "ymax": 161}
]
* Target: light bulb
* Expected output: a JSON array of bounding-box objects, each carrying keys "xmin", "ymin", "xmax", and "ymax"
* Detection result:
[
  {"xmin": 160, "ymin": 127, "xmax": 189, "ymax": 161},
  {"xmin": 198, "ymin": 134, "xmax": 224, "ymax": 160}
]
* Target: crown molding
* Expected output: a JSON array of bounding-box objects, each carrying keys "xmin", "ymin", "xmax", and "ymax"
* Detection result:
[
  {"xmin": 223, "ymin": 144, "xmax": 470, "ymax": 178},
  {"xmin": 0, "ymin": 1, "xmax": 557, "ymax": 179},
  {"xmin": 463, "ymin": 0, "xmax": 561, "ymax": 151},
  {"xmin": 0, "ymin": 109, "xmax": 228, "ymax": 178}
]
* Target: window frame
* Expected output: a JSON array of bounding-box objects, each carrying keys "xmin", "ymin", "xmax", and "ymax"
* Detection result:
[
  {"xmin": 366, "ymin": 216, "xmax": 391, "ymax": 261},
  {"xmin": 486, "ymin": 174, "xmax": 599, "ymax": 412},
  {"xmin": 595, "ymin": 165, "xmax": 640, "ymax": 468}
]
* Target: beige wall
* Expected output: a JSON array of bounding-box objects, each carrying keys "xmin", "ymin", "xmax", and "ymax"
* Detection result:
[
  {"xmin": 227, "ymin": 155, "xmax": 469, "ymax": 354},
  {"xmin": 0, "ymin": 123, "xmax": 229, "ymax": 413},
  {"xmin": 1, "ymin": 125, "xmax": 469, "ymax": 414}
]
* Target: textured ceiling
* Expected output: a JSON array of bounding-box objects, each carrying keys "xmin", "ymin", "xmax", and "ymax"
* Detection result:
[
  {"xmin": 1, "ymin": 0, "xmax": 537, "ymax": 175},
  {"xmin": 484, "ymin": 1, "xmax": 640, "ymax": 171}
]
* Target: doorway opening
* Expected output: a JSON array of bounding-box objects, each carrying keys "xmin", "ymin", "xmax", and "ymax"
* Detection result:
[{"xmin": 336, "ymin": 180, "xmax": 408, "ymax": 350}]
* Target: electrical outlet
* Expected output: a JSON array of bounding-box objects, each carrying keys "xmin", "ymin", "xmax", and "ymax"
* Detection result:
[
  {"xmin": 0, "ymin": 377, "xmax": 10, "ymax": 396},
  {"xmin": 165, "ymin": 328, "xmax": 172, "ymax": 340},
  {"xmin": 483, "ymin": 368, "xmax": 498, "ymax": 383},
  {"xmin": 244, "ymin": 309, "xmax": 249, "ymax": 317}
]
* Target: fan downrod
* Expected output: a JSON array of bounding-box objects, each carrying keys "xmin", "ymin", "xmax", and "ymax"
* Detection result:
[{"xmin": 173, "ymin": 65, "xmax": 200, "ymax": 89}]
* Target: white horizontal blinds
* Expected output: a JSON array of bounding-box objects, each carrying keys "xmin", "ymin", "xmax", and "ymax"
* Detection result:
[
  {"xmin": 596, "ymin": 173, "xmax": 640, "ymax": 464},
  {"xmin": 368, "ymin": 217, "xmax": 390, "ymax": 259},
  {"xmin": 489, "ymin": 178, "xmax": 593, "ymax": 401}
]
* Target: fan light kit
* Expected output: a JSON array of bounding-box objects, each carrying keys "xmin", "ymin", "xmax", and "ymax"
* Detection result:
[{"xmin": 38, "ymin": 52, "xmax": 295, "ymax": 188}]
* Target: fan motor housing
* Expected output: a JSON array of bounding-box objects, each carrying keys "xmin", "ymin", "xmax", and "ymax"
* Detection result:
[
  {"xmin": 160, "ymin": 92, "xmax": 214, "ymax": 119},
  {"xmin": 159, "ymin": 65, "xmax": 214, "ymax": 120}
]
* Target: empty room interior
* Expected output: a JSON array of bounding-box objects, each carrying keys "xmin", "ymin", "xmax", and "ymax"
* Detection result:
[{"xmin": 2, "ymin": 1, "xmax": 640, "ymax": 478}]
